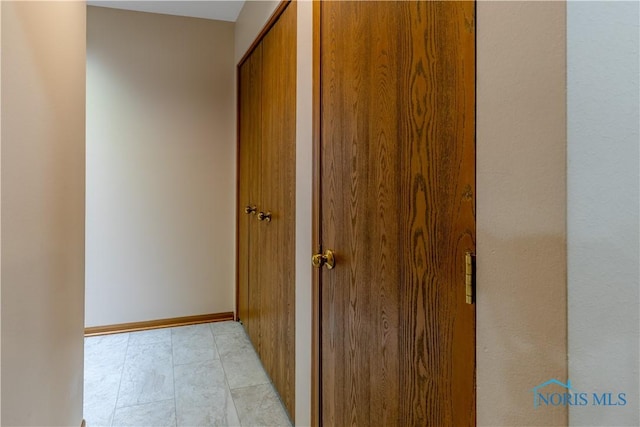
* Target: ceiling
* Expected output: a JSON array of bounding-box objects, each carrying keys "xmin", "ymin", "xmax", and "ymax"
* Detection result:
[{"xmin": 87, "ymin": 1, "xmax": 246, "ymax": 22}]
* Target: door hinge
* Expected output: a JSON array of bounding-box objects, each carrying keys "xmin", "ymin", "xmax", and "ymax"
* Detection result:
[{"xmin": 465, "ymin": 251, "xmax": 475, "ymax": 304}]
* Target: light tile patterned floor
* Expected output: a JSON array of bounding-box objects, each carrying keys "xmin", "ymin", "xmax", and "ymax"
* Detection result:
[{"xmin": 84, "ymin": 321, "xmax": 292, "ymax": 427}]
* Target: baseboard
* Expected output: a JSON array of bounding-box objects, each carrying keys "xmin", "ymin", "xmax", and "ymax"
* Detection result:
[{"xmin": 84, "ymin": 312, "xmax": 235, "ymax": 337}]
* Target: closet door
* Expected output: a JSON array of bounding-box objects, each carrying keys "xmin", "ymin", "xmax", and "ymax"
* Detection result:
[
  {"xmin": 238, "ymin": 44, "xmax": 263, "ymax": 349},
  {"xmin": 236, "ymin": 1, "xmax": 297, "ymax": 421},
  {"xmin": 260, "ymin": 1, "xmax": 297, "ymax": 417},
  {"xmin": 317, "ymin": 1, "xmax": 476, "ymax": 425}
]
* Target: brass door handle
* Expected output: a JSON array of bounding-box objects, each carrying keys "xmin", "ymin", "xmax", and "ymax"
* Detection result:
[
  {"xmin": 312, "ymin": 249, "xmax": 335, "ymax": 269},
  {"xmin": 244, "ymin": 205, "xmax": 257, "ymax": 215},
  {"xmin": 257, "ymin": 211, "xmax": 272, "ymax": 222}
]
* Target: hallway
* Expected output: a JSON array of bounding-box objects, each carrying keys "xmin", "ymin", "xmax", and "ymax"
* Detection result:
[{"xmin": 83, "ymin": 321, "xmax": 291, "ymax": 427}]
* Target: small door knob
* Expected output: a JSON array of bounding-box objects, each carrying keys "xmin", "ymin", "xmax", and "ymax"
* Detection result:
[
  {"xmin": 257, "ymin": 211, "xmax": 272, "ymax": 222},
  {"xmin": 244, "ymin": 205, "xmax": 257, "ymax": 215},
  {"xmin": 312, "ymin": 249, "xmax": 335, "ymax": 270}
]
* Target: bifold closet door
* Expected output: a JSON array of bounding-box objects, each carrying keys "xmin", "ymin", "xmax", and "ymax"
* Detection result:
[
  {"xmin": 259, "ymin": 1, "xmax": 296, "ymax": 417},
  {"xmin": 238, "ymin": 44, "xmax": 263, "ymax": 349},
  {"xmin": 236, "ymin": 1, "xmax": 297, "ymax": 421}
]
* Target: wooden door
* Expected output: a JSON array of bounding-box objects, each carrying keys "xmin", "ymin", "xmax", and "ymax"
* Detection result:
[
  {"xmin": 238, "ymin": 44, "xmax": 263, "ymax": 349},
  {"xmin": 259, "ymin": 0, "xmax": 297, "ymax": 418},
  {"xmin": 237, "ymin": 1, "xmax": 297, "ymax": 421},
  {"xmin": 317, "ymin": 1, "xmax": 476, "ymax": 426}
]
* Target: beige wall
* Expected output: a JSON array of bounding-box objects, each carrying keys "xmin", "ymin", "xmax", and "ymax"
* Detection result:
[
  {"xmin": 295, "ymin": 1, "xmax": 313, "ymax": 425},
  {"xmin": 234, "ymin": 0, "xmax": 280, "ymax": 64},
  {"xmin": 85, "ymin": 7, "xmax": 236, "ymax": 327},
  {"xmin": 1, "ymin": 1, "xmax": 86, "ymax": 425},
  {"xmin": 477, "ymin": 2, "xmax": 567, "ymax": 426}
]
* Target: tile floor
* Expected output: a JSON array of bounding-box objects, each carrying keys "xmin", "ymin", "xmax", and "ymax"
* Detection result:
[{"xmin": 84, "ymin": 321, "xmax": 292, "ymax": 427}]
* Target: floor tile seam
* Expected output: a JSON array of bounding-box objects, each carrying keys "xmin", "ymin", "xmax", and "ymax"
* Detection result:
[
  {"xmin": 212, "ymin": 334, "xmax": 241, "ymax": 386},
  {"xmin": 211, "ymin": 330, "xmax": 245, "ymax": 337},
  {"xmin": 171, "ymin": 336, "xmax": 216, "ymax": 345},
  {"xmin": 210, "ymin": 324, "xmax": 246, "ymax": 338},
  {"xmin": 210, "ymin": 324, "xmax": 223, "ymax": 362},
  {"xmin": 172, "ymin": 356, "xmax": 220, "ymax": 368},
  {"xmin": 113, "ymin": 397, "xmax": 176, "ymax": 412},
  {"xmin": 87, "ymin": 323, "xmax": 288, "ymax": 427},
  {"xmin": 215, "ymin": 333, "xmax": 258, "ymax": 354},
  {"xmin": 172, "ymin": 325, "xmax": 217, "ymax": 337},
  {"xmin": 213, "ymin": 334, "xmax": 257, "ymax": 376},
  {"xmin": 231, "ymin": 387, "xmax": 291, "ymax": 427},
  {"xmin": 111, "ymin": 332, "xmax": 131, "ymax": 427},
  {"xmin": 216, "ymin": 339, "xmax": 244, "ymax": 427},
  {"xmin": 171, "ymin": 341, "xmax": 218, "ymax": 352},
  {"xmin": 126, "ymin": 340, "xmax": 172, "ymax": 349},
  {"xmin": 172, "ymin": 324, "xmax": 222, "ymax": 426},
  {"xmin": 267, "ymin": 384, "xmax": 293, "ymax": 426},
  {"xmin": 221, "ymin": 329, "xmax": 256, "ymax": 350},
  {"xmin": 205, "ymin": 322, "xmax": 216, "ymax": 340},
  {"xmin": 244, "ymin": 388, "xmax": 293, "ymax": 427},
  {"xmin": 228, "ymin": 378, "xmax": 272, "ymax": 391},
  {"xmin": 216, "ymin": 330, "xmax": 271, "ymax": 390},
  {"xmin": 226, "ymin": 363, "xmax": 282, "ymax": 419},
  {"xmin": 217, "ymin": 352, "xmax": 263, "ymax": 366},
  {"xmin": 227, "ymin": 380, "xmax": 274, "ymax": 393},
  {"xmin": 213, "ymin": 335, "xmax": 245, "ymax": 342}
]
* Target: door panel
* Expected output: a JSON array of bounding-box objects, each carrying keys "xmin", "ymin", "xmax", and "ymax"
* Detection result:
[
  {"xmin": 238, "ymin": 44, "xmax": 263, "ymax": 350},
  {"xmin": 260, "ymin": 1, "xmax": 297, "ymax": 417},
  {"xmin": 319, "ymin": 1, "xmax": 476, "ymax": 425}
]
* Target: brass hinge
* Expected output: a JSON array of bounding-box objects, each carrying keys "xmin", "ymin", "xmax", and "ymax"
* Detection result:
[{"xmin": 465, "ymin": 251, "xmax": 475, "ymax": 305}]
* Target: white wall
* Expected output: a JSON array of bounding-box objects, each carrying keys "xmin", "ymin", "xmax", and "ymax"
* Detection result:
[
  {"xmin": 1, "ymin": 1, "xmax": 86, "ymax": 424},
  {"xmin": 85, "ymin": 7, "xmax": 236, "ymax": 327},
  {"xmin": 568, "ymin": 2, "xmax": 640, "ymax": 425}
]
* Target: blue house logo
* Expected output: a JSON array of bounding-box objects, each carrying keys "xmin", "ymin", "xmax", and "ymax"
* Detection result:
[
  {"xmin": 532, "ymin": 379, "xmax": 627, "ymax": 408},
  {"xmin": 531, "ymin": 379, "xmax": 572, "ymax": 408}
]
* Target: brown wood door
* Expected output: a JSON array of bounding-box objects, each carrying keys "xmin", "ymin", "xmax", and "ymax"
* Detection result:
[
  {"xmin": 238, "ymin": 43, "xmax": 263, "ymax": 349},
  {"xmin": 237, "ymin": 1, "xmax": 297, "ymax": 421},
  {"xmin": 260, "ymin": 0, "xmax": 297, "ymax": 418},
  {"xmin": 317, "ymin": 1, "xmax": 476, "ymax": 426}
]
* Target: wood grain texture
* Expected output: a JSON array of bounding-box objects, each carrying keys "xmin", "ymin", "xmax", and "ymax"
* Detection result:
[
  {"xmin": 238, "ymin": 44, "xmax": 263, "ymax": 352},
  {"xmin": 260, "ymin": 1, "xmax": 297, "ymax": 419},
  {"xmin": 319, "ymin": 1, "xmax": 476, "ymax": 426},
  {"xmin": 312, "ymin": 1, "xmax": 322, "ymax": 425},
  {"xmin": 236, "ymin": 1, "xmax": 297, "ymax": 421},
  {"xmin": 237, "ymin": 0, "xmax": 291, "ymax": 67}
]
